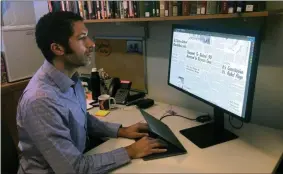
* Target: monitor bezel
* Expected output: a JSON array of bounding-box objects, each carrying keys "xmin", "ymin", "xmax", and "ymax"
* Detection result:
[{"xmin": 167, "ymin": 24, "xmax": 262, "ymax": 122}]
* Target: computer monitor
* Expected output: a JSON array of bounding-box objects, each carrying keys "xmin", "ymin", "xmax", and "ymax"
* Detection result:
[{"xmin": 168, "ymin": 24, "xmax": 261, "ymax": 148}]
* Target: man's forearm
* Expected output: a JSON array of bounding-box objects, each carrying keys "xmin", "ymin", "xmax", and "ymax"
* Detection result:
[{"xmin": 87, "ymin": 112, "xmax": 122, "ymax": 138}]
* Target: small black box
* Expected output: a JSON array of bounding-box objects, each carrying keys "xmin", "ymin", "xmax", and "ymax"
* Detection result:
[{"xmin": 136, "ymin": 99, "xmax": 154, "ymax": 109}]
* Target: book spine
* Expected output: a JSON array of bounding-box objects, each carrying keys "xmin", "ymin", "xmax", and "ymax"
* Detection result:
[
  {"xmin": 73, "ymin": 1, "xmax": 80, "ymax": 15},
  {"xmin": 115, "ymin": 1, "xmax": 120, "ymax": 18},
  {"xmin": 160, "ymin": 1, "xmax": 165, "ymax": 17},
  {"xmin": 165, "ymin": 1, "xmax": 169, "ymax": 17},
  {"xmin": 83, "ymin": 1, "xmax": 89, "ymax": 19},
  {"xmin": 168, "ymin": 1, "xmax": 173, "ymax": 16},
  {"xmin": 97, "ymin": 1, "xmax": 101, "ymax": 19},
  {"xmin": 61, "ymin": 1, "xmax": 66, "ymax": 11},
  {"xmin": 216, "ymin": 1, "xmax": 221, "ymax": 14},
  {"xmin": 246, "ymin": 1, "xmax": 266, "ymax": 12},
  {"xmin": 109, "ymin": 1, "xmax": 115, "ymax": 18},
  {"xmin": 200, "ymin": 1, "xmax": 207, "ymax": 15},
  {"xmin": 182, "ymin": 1, "xmax": 189, "ymax": 16},
  {"xmin": 221, "ymin": 1, "xmax": 228, "ymax": 13},
  {"xmin": 197, "ymin": 1, "xmax": 201, "ymax": 14},
  {"xmin": 228, "ymin": 1, "xmax": 236, "ymax": 14},
  {"xmin": 91, "ymin": 1, "xmax": 97, "ymax": 19},
  {"xmin": 144, "ymin": 1, "xmax": 152, "ymax": 17},
  {"xmin": 129, "ymin": 1, "xmax": 134, "ymax": 18},
  {"xmin": 105, "ymin": 0, "xmax": 110, "ymax": 18},
  {"xmin": 190, "ymin": 1, "xmax": 197, "ymax": 15},
  {"xmin": 87, "ymin": 0, "xmax": 93, "ymax": 19},
  {"xmin": 66, "ymin": 1, "xmax": 71, "ymax": 11},
  {"xmin": 236, "ymin": 1, "xmax": 245, "ymax": 13},
  {"xmin": 48, "ymin": 1, "xmax": 53, "ymax": 12},
  {"xmin": 152, "ymin": 1, "xmax": 156, "ymax": 17},
  {"xmin": 78, "ymin": 1, "xmax": 84, "ymax": 18},
  {"xmin": 103, "ymin": 0, "xmax": 107, "ymax": 19},
  {"xmin": 139, "ymin": 1, "xmax": 145, "ymax": 17},
  {"xmin": 156, "ymin": 1, "xmax": 160, "ymax": 17},
  {"xmin": 172, "ymin": 1, "xmax": 178, "ymax": 16},
  {"xmin": 177, "ymin": 1, "xmax": 182, "ymax": 16},
  {"xmin": 120, "ymin": 1, "xmax": 125, "ymax": 19},
  {"xmin": 133, "ymin": 1, "xmax": 139, "ymax": 18},
  {"xmin": 206, "ymin": 1, "xmax": 217, "ymax": 14},
  {"xmin": 123, "ymin": 0, "xmax": 128, "ymax": 18}
]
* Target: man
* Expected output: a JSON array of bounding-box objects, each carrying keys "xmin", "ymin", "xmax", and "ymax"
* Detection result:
[{"xmin": 17, "ymin": 11, "xmax": 166, "ymax": 174}]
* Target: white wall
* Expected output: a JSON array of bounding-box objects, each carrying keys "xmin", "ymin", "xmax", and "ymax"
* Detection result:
[
  {"xmin": 33, "ymin": 1, "xmax": 49, "ymax": 23},
  {"xmin": 2, "ymin": 1, "xmax": 36, "ymax": 26}
]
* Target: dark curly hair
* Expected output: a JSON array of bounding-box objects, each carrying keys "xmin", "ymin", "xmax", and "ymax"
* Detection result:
[{"xmin": 35, "ymin": 11, "xmax": 83, "ymax": 63}]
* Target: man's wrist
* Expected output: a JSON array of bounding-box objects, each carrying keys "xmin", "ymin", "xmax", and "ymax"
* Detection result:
[
  {"xmin": 125, "ymin": 145, "xmax": 135, "ymax": 159},
  {"xmin": 118, "ymin": 127, "xmax": 127, "ymax": 137}
]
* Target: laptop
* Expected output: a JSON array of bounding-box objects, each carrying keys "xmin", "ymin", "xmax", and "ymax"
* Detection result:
[{"xmin": 137, "ymin": 109, "xmax": 187, "ymax": 161}]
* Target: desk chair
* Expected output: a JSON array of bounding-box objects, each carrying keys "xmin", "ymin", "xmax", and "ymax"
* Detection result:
[{"xmin": 1, "ymin": 121, "xmax": 19, "ymax": 174}]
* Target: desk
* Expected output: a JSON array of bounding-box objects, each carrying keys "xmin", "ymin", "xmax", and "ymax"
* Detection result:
[{"xmin": 87, "ymin": 102, "xmax": 283, "ymax": 173}]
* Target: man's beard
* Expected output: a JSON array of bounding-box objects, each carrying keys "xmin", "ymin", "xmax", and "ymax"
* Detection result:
[
  {"xmin": 65, "ymin": 53, "xmax": 92, "ymax": 67},
  {"xmin": 63, "ymin": 46, "xmax": 94, "ymax": 67}
]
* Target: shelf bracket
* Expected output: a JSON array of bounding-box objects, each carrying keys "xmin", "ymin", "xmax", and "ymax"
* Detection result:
[{"xmin": 143, "ymin": 22, "xmax": 150, "ymax": 39}]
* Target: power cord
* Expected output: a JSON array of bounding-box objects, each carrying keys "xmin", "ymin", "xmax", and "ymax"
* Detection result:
[
  {"xmin": 161, "ymin": 106, "xmax": 243, "ymax": 129},
  {"xmin": 229, "ymin": 114, "xmax": 244, "ymax": 129},
  {"xmin": 160, "ymin": 114, "xmax": 196, "ymax": 121},
  {"xmin": 160, "ymin": 107, "xmax": 196, "ymax": 121}
]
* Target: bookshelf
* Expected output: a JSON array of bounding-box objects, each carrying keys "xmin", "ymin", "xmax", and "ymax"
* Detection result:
[{"xmin": 84, "ymin": 11, "xmax": 270, "ymax": 23}]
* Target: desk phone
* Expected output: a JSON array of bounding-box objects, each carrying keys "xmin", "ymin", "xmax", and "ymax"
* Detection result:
[{"xmin": 113, "ymin": 80, "xmax": 132, "ymax": 105}]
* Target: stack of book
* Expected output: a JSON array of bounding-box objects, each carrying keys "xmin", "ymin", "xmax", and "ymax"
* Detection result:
[{"xmin": 47, "ymin": 1, "xmax": 266, "ymax": 20}]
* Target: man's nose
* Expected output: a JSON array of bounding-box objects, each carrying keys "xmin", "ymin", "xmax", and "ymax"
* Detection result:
[{"xmin": 86, "ymin": 37, "xmax": 95, "ymax": 49}]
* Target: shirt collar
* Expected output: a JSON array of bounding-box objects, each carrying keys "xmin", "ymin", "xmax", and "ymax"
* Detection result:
[{"xmin": 42, "ymin": 60, "xmax": 77, "ymax": 92}]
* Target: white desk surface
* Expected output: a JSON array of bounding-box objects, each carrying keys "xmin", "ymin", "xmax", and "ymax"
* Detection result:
[{"xmin": 87, "ymin": 102, "xmax": 283, "ymax": 173}]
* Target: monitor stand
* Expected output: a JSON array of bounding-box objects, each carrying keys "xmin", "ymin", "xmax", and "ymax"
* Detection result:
[{"xmin": 180, "ymin": 107, "xmax": 238, "ymax": 148}]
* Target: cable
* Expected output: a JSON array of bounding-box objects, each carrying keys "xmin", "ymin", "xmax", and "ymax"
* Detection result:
[
  {"xmin": 160, "ymin": 114, "xmax": 196, "ymax": 121},
  {"xmin": 229, "ymin": 115, "xmax": 243, "ymax": 129}
]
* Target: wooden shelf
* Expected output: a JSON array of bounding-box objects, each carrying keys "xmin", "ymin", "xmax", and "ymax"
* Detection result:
[{"xmin": 84, "ymin": 11, "xmax": 269, "ymax": 23}]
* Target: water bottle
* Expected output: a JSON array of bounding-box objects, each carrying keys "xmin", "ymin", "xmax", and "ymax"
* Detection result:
[{"xmin": 91, "ymin": 68, "xmax": 101, "ymax": 101}]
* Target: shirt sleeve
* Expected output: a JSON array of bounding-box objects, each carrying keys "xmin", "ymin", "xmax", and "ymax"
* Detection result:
[
  {"xmin": 23, "ymin": 97, "xmax": 131, "ymax": 174},
  {"xmin": 86, "ymin": 112, "xmax": 122, "ymax": 138}
]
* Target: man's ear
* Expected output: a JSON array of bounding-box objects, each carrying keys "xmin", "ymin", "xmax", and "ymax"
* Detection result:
[{"xmin": 50, "ymin": 43, "xmax": 65, "ymax": 56}]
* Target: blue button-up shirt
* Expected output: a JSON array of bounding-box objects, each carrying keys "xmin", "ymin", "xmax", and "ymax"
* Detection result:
[{"xmin": 17, "ymin": 60, "xmax": 130, "ymax": 174}]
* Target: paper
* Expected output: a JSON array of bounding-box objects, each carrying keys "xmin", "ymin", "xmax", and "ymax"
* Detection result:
[
  {"xmin": 87, "ymin": 104, "xmax": 93, "ymax": 110},
  {"xmin": 86, "ymin": 99, "xmax": 95, "ymax": 110}
]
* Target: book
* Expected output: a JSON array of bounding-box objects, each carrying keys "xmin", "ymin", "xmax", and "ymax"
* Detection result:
[
  {"xmin": 172, "ymin": 1, "xmax": 178, "ymax": 16},
  {"xmin": 144, "ymin": 1, "xmax": 152, "ymax": 17},
  {"xmin": 236, "ymin": 1, "xmax": 245, "ymax": 13},
  {"xmin": 182, "ymin": 1, "xmax": 190, "ymax": 16},
  {"xmin": 165, "ymin": 1, "xmax": 169, "ymax": 16},
  {"xmin": 206, "ymin": 1, "xmax": 217, "ymax": 14}
]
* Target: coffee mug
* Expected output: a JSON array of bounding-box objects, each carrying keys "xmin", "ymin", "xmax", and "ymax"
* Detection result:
[{"xmin": 98, "ymin": 94, "xmax": 116, "ymax": 110}]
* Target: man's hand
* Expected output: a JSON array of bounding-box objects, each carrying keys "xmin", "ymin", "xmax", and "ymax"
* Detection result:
[
  {"xmin": 118, "ymin": 122, "xmax": 149, "ymax": 139},
  {"xmin": 125, "ymin": 136, "xmax": 167, "ymax": 159}
]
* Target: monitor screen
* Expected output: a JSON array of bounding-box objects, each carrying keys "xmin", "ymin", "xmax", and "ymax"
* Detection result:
[{"xmin": 168, "ymin": 27, "xmax": 256, "ymax": 119}]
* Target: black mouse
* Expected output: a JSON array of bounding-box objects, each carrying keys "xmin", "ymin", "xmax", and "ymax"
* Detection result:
[{"xmin": 196, "ymin": 115, "xmax": 212, "ymax": 123}]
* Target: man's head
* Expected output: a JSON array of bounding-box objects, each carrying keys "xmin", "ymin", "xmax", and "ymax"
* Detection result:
[{"xmin": 35, "ymin": 11, "xmax": 95, "ymax": 67}]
